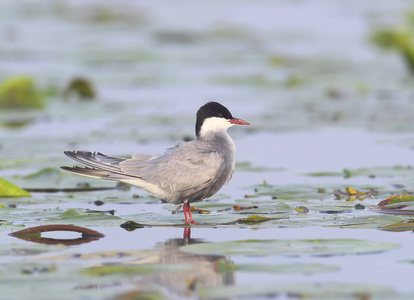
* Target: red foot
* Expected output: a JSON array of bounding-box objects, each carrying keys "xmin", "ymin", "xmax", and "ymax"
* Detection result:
[{"xmin": 184, "ymin": 221, "xmax": 199, "ymax": 225}]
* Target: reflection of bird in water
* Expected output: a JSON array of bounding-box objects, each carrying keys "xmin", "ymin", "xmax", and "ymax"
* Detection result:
[
  {"xmin": 61, "ymin": 102, "xmax": 249, "ymax": 224},
  {"xmin": 150, "ymin": 228, "xmax": 235, "ymax": 296},
  {"xmin": 30, "ymin": 226, "xmax": 236, "ymax": 297}
]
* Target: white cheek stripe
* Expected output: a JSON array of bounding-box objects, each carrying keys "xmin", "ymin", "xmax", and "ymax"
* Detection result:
[{"xmin": 199, "ymin": 117, "xmax": 232, "ymax": 137}]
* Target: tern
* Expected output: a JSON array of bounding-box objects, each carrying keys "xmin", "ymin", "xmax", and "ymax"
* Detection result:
[{"xmin": 61, "ymin": 102, "xmax": 250, "ymax": 224}]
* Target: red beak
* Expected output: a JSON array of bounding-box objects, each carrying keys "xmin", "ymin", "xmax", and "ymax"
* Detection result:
[{"xmin": 230, "ymin": 118, "xmax": 250, "ymax": 125}]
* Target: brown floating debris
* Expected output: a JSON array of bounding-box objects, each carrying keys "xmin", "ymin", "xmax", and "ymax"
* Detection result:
[
  {"xmin": 217, "ymin": 207, "xmax": 231, "ymax": 213},
  {"xmin": 233, "ymin": 205, "xmax": 259, "ymax": 211},
  {"xmin": 9, "ymin": 224, "xmax": 104, "ymax": 246},
  {"xmin": 294, "ymin": 206, "xmax": 309, "ymax": 213},
  {"xmin": 63, "ymin": 77, "xmax": 96, "ymax": 101},
  {"xmin": 237, "ymin": 215, "xmax": 271, "ymax": 224},
  {"xmin": 378, "ymin": 195, "xmax": 414, "ymax": 208},
  {"xmin": 334, "ymin": 186, "xmax": 374, "ymax": 201},
  {"xmin": 10, "ymin": 224, "xmax": 104, "ymax": 237},
  {"xmin": 190, "ymin": 206, "xmax": 210, "ymax": 214}
]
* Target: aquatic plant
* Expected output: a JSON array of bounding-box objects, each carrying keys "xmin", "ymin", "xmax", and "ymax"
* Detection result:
[
  {"xmin": 63, "ymin": 77, "xmax": 96, "ymax": 101},
  {"xmin": 371, "ymin": 10, "xmax": 414, "ymax": 74},
  {"xmin": 0, "ymin": 76, "xmax": 44, "ymax": 109}
]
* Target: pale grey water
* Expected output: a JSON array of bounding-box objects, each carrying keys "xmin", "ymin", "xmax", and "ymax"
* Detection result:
[{"xmin": 2, "ymin": 1, "xmax": 414, "ymax": 299}]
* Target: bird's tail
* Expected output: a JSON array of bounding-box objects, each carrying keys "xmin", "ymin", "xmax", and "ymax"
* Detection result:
[
  {"xmin": 61, "ymin": 151, "xmax": 135, "ymax": 180},
  {"xmin": 60, "ymin": 165, "xmax": 114, "ymax": 180}
]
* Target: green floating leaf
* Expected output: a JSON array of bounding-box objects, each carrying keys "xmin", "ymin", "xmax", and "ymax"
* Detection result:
[
  {"xmin": 115, "ymin": 290, "xmax": 166, "ymax": 300},
  {"xmin": 294, "ymin": 206, "xmax": 309, "ymax": 213},
  {"xmin": 205, "ymin": 193, "xmax": 231, "ymax": 201},
  {"xmin": 0, "ymin": 76, "xmax": 44, "ymax": 109},
  {"xmin": 236, "ymin": 161, "xmax": 284, "ymax": 172},
  {"xmin": 18, "ymin": 168, "xmax": 61, "ymax": 180},
  {"xmin": 0, "ymin": 266, "xmax": 135, "ymax": 299},
  {"xmin": 378, "ymin": 195, "xmax": 414, "ymax": 208},
  {"xmin": 246, "ymin": 183, "xmax": 333, "ymax": 201},
  {"xmin": 200, "ymin": 282, "xmax": 395, "ymax": 300},
  {"xmin": 307, "ymin": 165, "xmax": 414, "ymax": 179},
  {"xmin": 0, "ymin": 157, "xmax": 46, "ymax": 170},
  {"xmin": 238, "ymin": 262, "xmax": 339, "ymax": 274},
  {"xmin": 181, "ymin": 239, "xmax": 399, "ymax": 257},
  {"xmin": 43, "ymin": 209, "xmax": 123, "ymax": 226},
  {"xmin": 326, "ymin": 215, "xmax": 406, "ymax": 229},
  {"xmin": 310, "ymin": 203, "xmax": 355, "ymax": 213},
  {"xmin": 230, "ymin": 202, "xmax": 293, "ymax": 214},
  {"xmin": 82, "ymin": 263, "xmax": 189, "ymax": 276},
  {"xmin": 0, "ymin": 243, "xmax": 66, "ymax": 256},
  {"xmin": 371, "ymin": 29, "xmax": 406, "ymax": 50},
  {"xmin": 371, "ymin": 29, "xmax": 414, "ymax": 74},
  {"xmin": 375, "ymin": 208, "xmax": 414, "ymax": 216},
  {"xmin": 373, "ymin": 195, "xmax": 414, "ymax": 215},
  {"xmin": 63, "ymin": 77, "xmax": 96, "ymax": 101},
  {"xmin": 216, "ymin": 260, "xmax": 339, "ymax": 275},
  {"xmin": 237, "ymin": 215, "xmax": 272, "ymax": 224},
  {"xmin": 123, "ymin": 212, "xmax": 191, "ymax": 226},
  {"xmin": 123, "ymin": 212, "xmax": 253, "ymax": 226},
  {"xmin": 379, "ymin": 221, "xmax": 414, "ymax": 232},
  {"xmin": 46, "ymin": 189, "xmax": 153, "ymax": 204},
  {"xmin": 0, "ymin": 178, "xmax": 31, "ymax": 197},
  {"xmin": 9, "ymin": 167, "xmax": 120, "ymax": 191}
]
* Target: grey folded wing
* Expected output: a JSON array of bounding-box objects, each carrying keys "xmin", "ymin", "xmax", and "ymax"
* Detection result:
[
  {"xmin": 61, "ymin": 151, "xmax": 156, "ymax": 180},
  {"xmin": 61, "ymin": 143, "xmax": 230, "ymax": 202},
  {"xmin": 120, "ymin": 142, "xmax": 227, "ymax": 197}
]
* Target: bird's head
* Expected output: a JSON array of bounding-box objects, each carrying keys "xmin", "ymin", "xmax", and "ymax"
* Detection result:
[{"xmin": 195, "ymin": 102, "xmax": 250, "ymax": 139}]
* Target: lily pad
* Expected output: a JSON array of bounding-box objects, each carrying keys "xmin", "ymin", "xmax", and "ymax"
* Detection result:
[
  {"xmin": 42, "ymin": 209, "xmax": 123, "ymax": 226},
  {"xmin": 378, "ymin": 195, "xmax": 414, "ymax": 208},
  {"xmin": 46, "ymin": 190, "xmax": 156, "ymax": 205},
  {"xmin": 0, "ymin": 243, "xmax": 66, "ymax": 256},
  {"xmin": 246, "ymin": 183, "xmax": 331, "ymax": 200},
  {"xmin": 123, "ymin": 212, "xmax": 282, "ymax": 226},
  {"xmin": 216, "ymin": 260, "xmax": 340, "ymax": 275},
  {"xmin": 325, "ymin": 215, "xmax": 406, "ymax": 229},
  {"xmin": 200, "ymin": 282, "xmax": 396, "ymax": 299},
  {"xmin": 378, "ymin": 221, "xmax": 414, "ymax": 232},
  {"xmin": 236, "ymin": 161, "xmax": 284, "ymax": 172},
  {"xmin": 306, "ymin": 165, "xmax": 414, "ymax": 178},
  {"xmin": 63, "ymin": 77, "xmax": 96, "ymax": 101},
  {"xmin": 0, "ymin": 178, "xmax": 31, "ymax": 197},
  {"xmin": 8, "ymin": 169, "xmax": 120, "ymax": 191},
  {"xmin": 0, "ymin": 76, "xmax": 44, "ymax": 109},
  {"xmin": 181, "ymin": 239, "xmax": 399, "ymax": 256},
  {"xmin": 82, "ymin": 264, "xmax": 190, "ymax": 276},
  {"xmin": 236, "ymin": 215, "xmax": 272, "ymax": 224},
  {"xmin": 18, "ymin": 168, "xmax": 61, "ymax": 180}
]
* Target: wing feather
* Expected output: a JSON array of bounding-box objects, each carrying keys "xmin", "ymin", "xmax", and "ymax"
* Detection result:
[
  {"xmin": 120, "ymin": 141, "xmax": 227, "ymax": 198},
  {"xmin": 63, "ymin": 151, "xmax": 124, "ymax": 172},
  {"xmin": 62, "ymin": 139, "xmax": 234, "ymax": 203}
]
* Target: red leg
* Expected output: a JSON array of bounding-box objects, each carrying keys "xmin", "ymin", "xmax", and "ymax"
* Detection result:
[
  {"xmin": 183, "ymin": 202, "xmax": 190, "ymax": 224},
  {"xmin": 186, "ymin": 202, "xmax": 198, "ymax": 225},
  {"xmin": 183, "ymin": 202, "xmax": 198, "ymax": 225}
]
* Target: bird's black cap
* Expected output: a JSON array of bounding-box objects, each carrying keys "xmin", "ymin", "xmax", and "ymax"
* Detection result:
[{"xmin": 195, "ymin": 102, "xmax": 233, "ymax": 138}]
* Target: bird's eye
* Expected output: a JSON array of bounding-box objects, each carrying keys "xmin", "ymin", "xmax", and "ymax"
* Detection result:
[{"xmin": 218, "ymin": 113, "xmax": 223, "ymax": 117}]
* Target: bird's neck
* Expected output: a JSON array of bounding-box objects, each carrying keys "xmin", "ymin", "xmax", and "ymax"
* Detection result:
[{"xmin": 198, "ymin": 130, "xmax": 235, "ymax": 151}]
